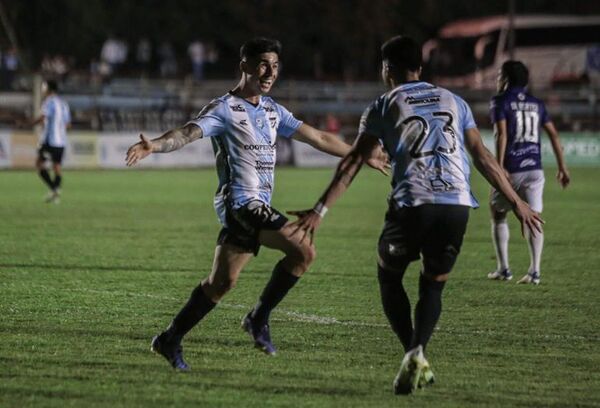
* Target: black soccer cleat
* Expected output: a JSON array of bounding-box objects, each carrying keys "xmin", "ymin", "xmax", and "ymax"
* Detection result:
[{"xmin": 151, "ymin": 333, "xmax": 190, "ymax": 371}]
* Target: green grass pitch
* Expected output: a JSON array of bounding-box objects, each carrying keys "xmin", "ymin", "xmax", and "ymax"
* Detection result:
[{"xmin": 1, "ymin": 167, "xmax": 599, "ymax": 407}]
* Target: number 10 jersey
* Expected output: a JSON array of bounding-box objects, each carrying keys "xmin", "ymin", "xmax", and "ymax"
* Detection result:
[
  {"xmin": 489, "ymin": 86, "xmax": 550, "ymax": 174},
  {"xmin": 359, "ymin": 81, "xmax": 479, "ymax": 209}
]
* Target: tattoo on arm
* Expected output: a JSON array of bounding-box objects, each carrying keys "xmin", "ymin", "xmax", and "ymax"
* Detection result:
[{"xmin": 152, "ymin": 125, "xmax": 203, "ymax": 153}]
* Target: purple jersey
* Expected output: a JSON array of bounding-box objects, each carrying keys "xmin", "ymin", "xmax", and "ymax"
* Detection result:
[{"xmin": 489, "ymin": 87, "xmax": 550, "ymax": 173}]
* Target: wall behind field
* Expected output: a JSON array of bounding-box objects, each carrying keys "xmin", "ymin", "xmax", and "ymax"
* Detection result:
[{"xmin": 0, "ymin": 131, "xmax": 598, "ymax": 169}]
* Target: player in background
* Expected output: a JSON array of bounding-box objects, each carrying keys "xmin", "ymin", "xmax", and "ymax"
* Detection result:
[
  {"xmin": 125, "ymin": 37, "xmax": 388, "ymax": 371},
  {"xmin": 487, "ymin": 61, "xmax": 570, "ymax": 285},
  {"xmin": 22, "ymin": 79, "xmax": 71, "ymax": 203},
  {"xmin": 288, "ymin": 36, "xmax": 542, "ymax": 395}
]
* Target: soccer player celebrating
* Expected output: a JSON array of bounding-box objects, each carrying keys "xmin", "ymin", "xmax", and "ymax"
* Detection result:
[
  {"xmin": 487, "ymin": 60, "xmax": 570, "ymax": 285},
  {"xmin": 125, "ymin": 37, "xmax": 387, "ymax": 371},
  {"xmin": 25, "ymin": 80, "xmax": 71, "ymax": 203},
  {"xmin": 289, "ymin": 36, "xmax": 542, "ymax": 395}
]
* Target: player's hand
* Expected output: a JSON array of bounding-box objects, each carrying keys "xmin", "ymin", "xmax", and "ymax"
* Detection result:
[
  {"xmin": 557, "ymin": 167, "xmax": 570, "ymax": 189},
  {"xmin": 365, "ymin": 145, "xmax": 391, "ymax": 176},
  {"xmin": 126, "ymin": 134, "xmax": 153, "ymax": 166},
  {"xmin": 287, "ymin": 209, "xmax": 323, "ymax": 245},
  {"xmin": 512, "ymin": 199, "xmax": 544, "ymax": 237}
]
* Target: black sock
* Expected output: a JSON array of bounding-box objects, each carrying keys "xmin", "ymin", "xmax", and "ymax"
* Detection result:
[
  {"xmin": 166, "ymin": 284, "xmax": 216, "ymax": 343},
  {"xmin": 53, "ymin": 175, "xmax": 62, "ymax": 190},
  {"xmin": 411, "ymin": 273, "xmax": 446, "ymax": 350},
  {"xmin": 39, "ymin": 169, "xmax": 54, "ymax": 190},
  {"xmin": 377, "ymin": 264, "xmax": 413, "ymax": 352},
  {"xmin": 250, "ymin": 260, "xmax": 299, "ymax": 325}
]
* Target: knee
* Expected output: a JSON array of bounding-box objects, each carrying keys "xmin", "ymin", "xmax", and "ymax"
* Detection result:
[
  {"xmin": 422, "ymin": 271, "xmax": 449, "ymax": 283},
  {"xmin": 288, "ymin": 244, "xmax": 316, "ymax": 275},
  {"xmin": 204, "ymin": 274, "xmax": 238, "ymax": 299}
]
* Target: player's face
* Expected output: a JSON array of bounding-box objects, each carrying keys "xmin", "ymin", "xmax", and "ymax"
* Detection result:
[
  {"xmin": 496, "ymin": 70, "xmax": 508, "ymax": 93},
  {"xmin": 245, "ymin": 52, "xmax": 279, "ymax": 94}
]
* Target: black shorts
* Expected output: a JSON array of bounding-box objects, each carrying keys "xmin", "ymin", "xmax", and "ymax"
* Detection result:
[
  {"xmin": 38, "ymin": 144, "xmax": 65, "ymax": 164},
  {"xmin": 378, "ymin": 204, "xmax": 470, "ymax": 276},
  {"xmin": 217, "ymin": 200, "xmax": 288, "ymax": 255}
]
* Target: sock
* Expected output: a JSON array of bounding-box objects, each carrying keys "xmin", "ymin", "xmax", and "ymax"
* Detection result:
[
  {"xmin": 525, "ymin": 228, "xmax": 544, "ymax": 274},
  {"xmin": 166, "ymin": 284, "xmax": 216, "ymax": 343},
  {"xmin": 53, "ymin": 175, "xmax": 62, "ymax": 190},
  {"xmin": 250, "ymin": 260, "xmax": 299, "ymax": 325},
  {"xmin": 411, "ymin": 273, "xmax": 446, "ymax": 351},
  {"xmin": 377, "ymin": 264, "xmax": 413, "ymax": 352},
  {"xmin": 39, "ymin": 169, "xmax": 54, "ymax": 190},
  {"xmin": 491, "ymin": 219, "xmax": 510, "ymax": 271}
]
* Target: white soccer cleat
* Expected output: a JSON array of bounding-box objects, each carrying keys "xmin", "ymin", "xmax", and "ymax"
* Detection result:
[
  {"xmin": 517, "ymin": 271, "xmax": 540, "ymax": 285},
  {"xmin": 487, "ymin": 268, "xmax": 513, "ymax": 281},
  {"xmin": 393, "ymin": 345, "xmax": 430, "ymax": 395},
  {"xmin": 44, "ymin": 190, "xmax": 60, "ymax": 204}
]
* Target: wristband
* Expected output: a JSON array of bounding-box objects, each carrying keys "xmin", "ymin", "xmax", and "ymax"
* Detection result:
[{"xmin": 313, "ymin": 202, "xmax": 328, "ymax": 218}]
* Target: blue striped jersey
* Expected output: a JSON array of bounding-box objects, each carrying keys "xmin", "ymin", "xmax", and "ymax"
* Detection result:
[
  {"xmin": 187, "ymin": 92, "xmax": 302, "ymax": 226},
  {"xmin": 41, "ymin": 95, "xmax": 71, "ymax": 147},
  {"xmin": 359, "ymin": 81, "xmax": 479, "ymax": 208}
]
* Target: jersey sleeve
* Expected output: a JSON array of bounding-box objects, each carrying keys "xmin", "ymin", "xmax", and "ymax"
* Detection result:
[
  {"xmin": 489, "ymin": 95, "xmax": 506, "ymax": 124},
  {"xmin": 539, "ymin": 100, "xmax": 551, "ymax": 124},
  {"xmin": 186, "ymin": 99, "xmax": 226, "ymax": 138},
  {"xmin": 275, "ymin": 103, "xmax": 303, "ymax": 138},
  {"xmin": 41, "ymin": 99, "xmax": 52, "ymax": 117},
  {"xmin": 358, "ymin": 97, "xmax": 385, "ymax": 138},
  {"xmin": 454, "ymin": 95, "xmax": 477, "ymax": 130},
  {"xmin": 64, "ymin": 102, "xmax": 71, "ymax": 124}
]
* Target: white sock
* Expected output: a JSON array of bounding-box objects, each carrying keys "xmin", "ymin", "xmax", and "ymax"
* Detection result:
[
  {"xmin": 491, "ymin": 219, "xmax": 510, "ymax": 271},
  {"xmin": 525, "ymin": 228, "xmax": 544, "ymax": 275}
]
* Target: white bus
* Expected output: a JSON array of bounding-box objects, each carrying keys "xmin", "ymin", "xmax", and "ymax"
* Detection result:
[{"xmin": 423, "ymin": 15, "xmax": 600, "ymax": 89}]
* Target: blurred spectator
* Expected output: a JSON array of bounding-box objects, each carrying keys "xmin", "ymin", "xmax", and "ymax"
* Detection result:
[
  {"xmin": 136, "ymin": 38, "xmax": 152, "ymax": 77},
  {"xmin": 101, "ymin": 35, "xmax": 128, "ymax": 75},
  {"xmin": 187, "ymin": 39, "xmax": 206, "ymax": 81},
  {"xmin": 1, "ymin": 47, "xmax": 18, "ymax": 90},
  {"xmin": 158, "ymin": 41, "xmax": 177, "ymax": 78},
  {"xmin": 587, "ymin": 44, "xmax": 600, "ymax": 89},
  {"xmin": 41, "ymin": 54, "xmax": 70, "ymax": 83},
  {"xmin": 324, "ymin": 113, "xmax": 341, "ymax": 134}
]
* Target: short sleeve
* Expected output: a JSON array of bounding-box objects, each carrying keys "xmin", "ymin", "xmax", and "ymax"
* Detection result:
[
  {"xmin": 63, "ymin": 101, "xmax": 71, "ymax": 124},
  {"xmin": 539, "ymin": 100, "xmax": 551, "ymax": 124},
  {"xmin": 489, "ymin": 95, "xmax": 506, "ymax": 124},
  {"xmin": 276, "ymin": 104, "xmax": 303, "ymax": 138},
  {"xmin": 186, "ymin": 99, "xmax": 226, "ymax": 138},
  {"xmin": 358, "ymin": 98, "xmax": 385, "ymax": 137},
  {"xmin": 453, "ymin": 95, "xmax": 477, "ymax": 130}
]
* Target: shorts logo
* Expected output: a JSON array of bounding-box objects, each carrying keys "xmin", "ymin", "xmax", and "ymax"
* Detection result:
[{"xmin": 388, "ymin": 244, "xmax": 406, "ymax": 256}]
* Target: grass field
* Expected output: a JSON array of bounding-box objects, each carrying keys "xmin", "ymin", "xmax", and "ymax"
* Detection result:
[{"xmin": 1, "ymin": 167, "xmax": 599, "ymax": 407}]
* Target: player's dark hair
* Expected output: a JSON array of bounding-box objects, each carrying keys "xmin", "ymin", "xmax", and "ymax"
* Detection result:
[
  {"xmin": 381, "ymin": 36, "xmax": 422, "ymax": 72},
  {"xmin": 501, "ymin": 60, "xmax": 529, "ymax": 88},
  {"xmin": 45, "ymin": 80, "xmax": 59, "ymax": 92},
  {"xmin": 240, "ymin": 37, "xmax": 282, "ymax": 60}
]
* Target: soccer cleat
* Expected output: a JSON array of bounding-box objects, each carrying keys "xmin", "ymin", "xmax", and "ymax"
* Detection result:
[
  {"xmin": 44, "ymin": 190, "xmax": 60, "ymax": 204},
  {"xmin": 393, "ymin": 345, "xmax": 429, "ymax": 395},
  {"xmin": 151, "ymin": 333, "xmax": 190, "ymax": 371},
  {"xmin": 487, "ymin": 268, "xmax": 513, "ymax": 281},
  {"xmin": 517, "ymin": 271, "xmax": 540, "ymax": 285},
  {"xmin": 241, "ymin": 313, "xmax": 277, "ymax": 356}
]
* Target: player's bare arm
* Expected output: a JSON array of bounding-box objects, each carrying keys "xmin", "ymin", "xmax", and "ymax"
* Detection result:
[
  {"xmin": 288, "ymin": 132, "xmax": 382, "ymax": 244},
  {"xmin": 292, "ymin": 123, "xmax": 390, "ymax": 175},
  {"xmin": 126, "ymin": 123, "xmax": 203, "ymax": 166},
  {"xmin": 465, "ymin": 127, "xmax": 543, "ymax": 235},
  {"xmin": 543, "ymin": 121, "xmax": 570, "ymax": 188},
  {"xmin": 494, "ymin": 120, "xmax": 509, "ymax": 176}
]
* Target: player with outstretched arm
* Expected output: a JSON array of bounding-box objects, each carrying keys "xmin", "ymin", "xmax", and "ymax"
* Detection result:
[{"xmin": 289, "ymin": 36, "xmax": 543, "ymax": 395}]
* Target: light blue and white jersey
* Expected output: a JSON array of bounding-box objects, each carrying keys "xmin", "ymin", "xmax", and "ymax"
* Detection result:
[
  {"xmin": 187, "ymin": 92, "xmax": 303, "ymax": 225},
  {"xmin": 359, "ymin": 81, "xmax": 479, "ymax": 208},
  {"xmin": 40, "ymin": 95, "xmax": 71, "ymax": 147}
]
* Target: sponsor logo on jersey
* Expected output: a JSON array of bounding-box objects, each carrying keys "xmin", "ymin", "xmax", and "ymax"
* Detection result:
[
  {"xmin": 230, "ymin": 104, "xmax": 245, "ymax": 112},
  {"xmin": 243, "ymin": 143, "xmax": 277, "ymax": 151},
  {"xmin": 239, "ymin": 119, "xmax": 248, "ymax": 126},
  {"xmin": 256, "ymin": 118, "xmax": 264, "ymax": 129},
  {"xmin": 269, "ymin": 117, "xmax": 277, "ymax": 128},
  {"xmin": 264, "ymin": 105, "xmax": 275, "ymax": 113},
  {"xmin": 404, "ymin": 95, "xmax": 440, "ymax": 105}
]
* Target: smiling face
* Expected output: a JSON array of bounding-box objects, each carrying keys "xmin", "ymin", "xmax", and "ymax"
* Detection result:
[{"xmin": 241, "ymin": 52, "xmax": 280, "ymax": 95}]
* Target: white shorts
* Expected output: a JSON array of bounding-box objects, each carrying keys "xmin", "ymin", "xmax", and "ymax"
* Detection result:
[{"xmin": 490, "ymin": 170, "xmax": 545, "ymax": 213}]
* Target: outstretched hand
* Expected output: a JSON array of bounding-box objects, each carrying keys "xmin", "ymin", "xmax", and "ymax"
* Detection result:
[
  {"xmin": 126, "ymin": 134, "xmax": 153, "ymax": 166},
  {"xmin": 287, "ymin": 209, "xmax": 323, "ymax": 245},
  {"xmin": 512, "ymin": 199, "xmax": 545, "ymax": 237},
  {"xmin": 365, "ymin": 145, "xmax": 391, "ymax": 176}
]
